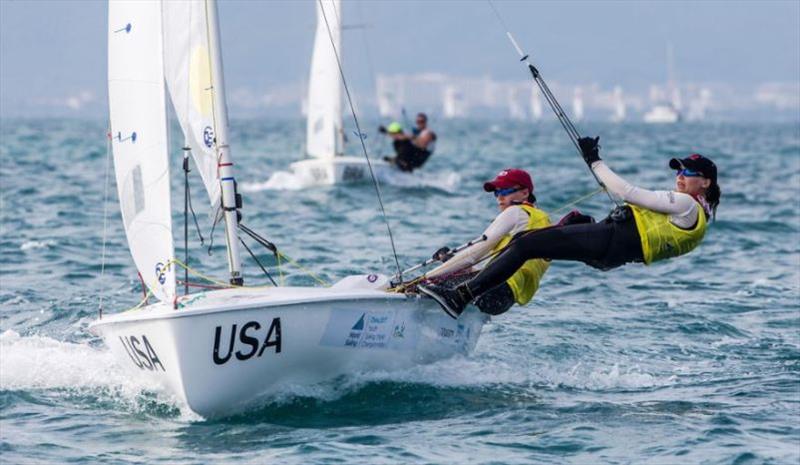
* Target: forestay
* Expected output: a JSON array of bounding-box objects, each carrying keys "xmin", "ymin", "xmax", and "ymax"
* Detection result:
[
  {"xmin": 162, "ymin": 0, "xmax": 222, "ymax": 207},
  {"xmin": 306, "ymin": 0, "xmax": 344, "ymax": 159},
  {"xmin": 108, "ymin": 0, "xmax": 176, "ymax": 302}
]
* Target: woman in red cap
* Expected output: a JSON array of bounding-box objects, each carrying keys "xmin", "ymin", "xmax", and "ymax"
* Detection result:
[
  {"xmin": 420, "ymin": 137, "xmax": 721, "ymax": 318},
  {"xmin": 421, "ymin": 168, "xmax": 552, "ymax": 317}
]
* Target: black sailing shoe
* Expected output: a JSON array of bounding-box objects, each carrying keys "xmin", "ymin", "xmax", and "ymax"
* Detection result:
[{"xmin": 418, "ymin": 283, "xmax": 471, "ymax": 319}]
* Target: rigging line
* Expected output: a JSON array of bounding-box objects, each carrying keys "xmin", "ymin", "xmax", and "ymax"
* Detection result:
[
  {"xmin": 98, "ymin": 128, "xmax": 114, "ymax": 318},
  {"xmin": 276, "ymin": 251, "xmax": 329, "ymax": 287},
  {"xmin": 486, "ymin": 0, "xmax": 620, "ymax": 207},
  {"xmin": 238, "ymin": 237, "xmax": 278, "ymax": 286},
  {"xmin": 317, "ymin": 0, "xmax": 403, "ymax": 281},
  {"xmin": 184, "ymin": 154, "xmax": 206, "ymax": 245},
  {"xmin": 238, "ymin": 223, "xmax": 328, "ymax": 286},
  {"xmin": 171, "ymin": 257, "xmax": 234, "ymax": 288},
  {"xmin": 207, "ymin": 204, "xmax": 222, "ymax": 255}
]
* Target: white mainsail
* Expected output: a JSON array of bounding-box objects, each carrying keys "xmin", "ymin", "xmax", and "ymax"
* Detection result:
[
  {"xmin": 306, "ymin": 0, "xmax": 343, "ymax": 159},
  {"xmin": 162, "ymin": 0, "xmax": 222, "ymax": 207},
  {"xmin": 108, "ymin": 0, "xmax": 176, "ymax": 303}
]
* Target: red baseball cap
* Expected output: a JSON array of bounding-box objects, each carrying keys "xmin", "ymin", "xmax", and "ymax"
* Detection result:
[{"xmin": 483, "ymin": 168, "xmax": 534, "ymax": 192}]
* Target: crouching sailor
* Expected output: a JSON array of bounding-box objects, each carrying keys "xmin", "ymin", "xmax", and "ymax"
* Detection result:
[
  {"xmin": 420, "ymin": 138, "xmax": 721, "ymax": 318},
  {"xmin": 380, "ymin": 113, "xmax": 436, "ymax": 172},
  {"xmin": 420, "ymin": 168, "xmax": 551, "ymax": 318}
]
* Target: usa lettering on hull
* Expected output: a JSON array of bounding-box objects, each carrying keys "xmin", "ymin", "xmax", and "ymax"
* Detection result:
[
  {"xmin": 119, "ymin": 335, "xmax": 165, "ymax": 372},
  {"xmin": 213, "ymin": 317, "xmax": 282, "ymax": 365}
]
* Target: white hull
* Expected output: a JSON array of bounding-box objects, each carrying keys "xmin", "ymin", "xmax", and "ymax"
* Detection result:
[
  {"xmin": 290, "ymin": 156, "xmax": 395, "ymax": 186},
  {"xmin": 89, "ymin": 281, "xmax": 487, "ymax": 417},
  {"xmin": 643, "ymin": 105, "xmax": 681, "ymax": 124}
]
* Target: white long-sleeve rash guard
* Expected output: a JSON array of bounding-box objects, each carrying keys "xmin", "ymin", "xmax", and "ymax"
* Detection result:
[
  {"xmin": 591, "ymin": 160, "xmax": 699, "ymax": 229},
  {"xmin": 425, "ymin": 205, "xmax": 531, "ymax": 279}
]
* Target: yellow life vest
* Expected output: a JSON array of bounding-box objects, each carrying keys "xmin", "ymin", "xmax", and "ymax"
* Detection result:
[
  {"xmin": 490, "ymin": 204, "xmax": 551, "ymax": 305},
  {"xmin": 629, "ymin": 201, "xmax": 707, "ymax": 264}
]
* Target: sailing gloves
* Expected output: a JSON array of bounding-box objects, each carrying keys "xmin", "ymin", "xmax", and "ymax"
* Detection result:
[
  {"xmin": 579, "ymin": 136, "xmax": 601, "ymax": 165},
  {"xmin": 432, "ymin": 246, "xmax": 454, "ymax": 262}
]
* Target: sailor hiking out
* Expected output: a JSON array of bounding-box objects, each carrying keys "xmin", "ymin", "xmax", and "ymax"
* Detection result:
[
  {"xmin": 380, "ymin": 112, "xmax": 436, "ymax": 172},
  {"xmin": 422, "ymin": 168, "xmax": 551, "ymax": 318},
  {"xmin": 419, "ymin": 138, "xmax": 722, "ymax": 318}
]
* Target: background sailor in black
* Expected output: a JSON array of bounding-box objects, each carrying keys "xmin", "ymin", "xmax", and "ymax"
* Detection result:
[
  {"xmin": 379, "ymin": 112, "xmax": 436, "ymax": 172},
  {"xmin": 419, "ymin": 137, "xmax": 721, "ymax": 318}
]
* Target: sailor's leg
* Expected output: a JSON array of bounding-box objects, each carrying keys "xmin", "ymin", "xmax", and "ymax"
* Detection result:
[
  {"xmin": 466, "ymin": 221, "xmax": 615, "ymax": 297},
  {"xmin": 408, "ymin": 148, "xmax": 431, "ymax": 170},
  {"xmin": 392, "ymin": 140, "xmax": 415, "ymax": 172},
  {"xmin": 473, "ymin": 282, "xmax": 515, "ymax": 315}
]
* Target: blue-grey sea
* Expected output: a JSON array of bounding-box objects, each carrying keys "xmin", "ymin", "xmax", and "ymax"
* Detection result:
[{"xmin": 1, "ymin": 118, "xmax": 799, "ymax": 464}]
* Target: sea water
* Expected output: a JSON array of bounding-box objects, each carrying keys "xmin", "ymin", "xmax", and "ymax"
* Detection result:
[{"xmin": 1, "ymin": 118, "xmax": 798, "ymax": 464}]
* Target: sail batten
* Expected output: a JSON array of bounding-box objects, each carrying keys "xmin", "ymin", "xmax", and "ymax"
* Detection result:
[
  {"xmin": 108, "ymin": 0, "xmax": 176, "ymax": 303},
  {"xmin": 306, "ymin": 0, "xmax": 343, "ymax": 159}
]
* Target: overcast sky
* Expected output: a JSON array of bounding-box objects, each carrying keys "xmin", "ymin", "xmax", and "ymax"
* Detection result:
[{"xmin": 1, "ymin": 0, "xmax": 798, "ymax": 117}]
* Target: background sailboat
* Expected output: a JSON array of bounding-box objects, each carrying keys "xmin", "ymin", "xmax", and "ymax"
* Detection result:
[
  {"xmin": 288, "ymin": 0, "xmax": 394, "ymax": 185},
  {"xmin": 91, "ymin": 0, "xmax": 487, "ymax": 418}
]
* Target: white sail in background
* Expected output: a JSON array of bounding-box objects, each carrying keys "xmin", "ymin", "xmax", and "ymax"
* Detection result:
[
  {"xmin": 108, "ymin": 0, "xmax": 175, "ymax": 303},
  {"xmin": 162, "ymin": 0, "xmax": 222, "ymax": 207},
  {"xmin": 306, "ymin": 0, "xmax": 343, "ymax": 159}
]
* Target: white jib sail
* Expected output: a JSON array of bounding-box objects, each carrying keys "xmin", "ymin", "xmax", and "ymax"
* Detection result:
[
  {"xmin": 306, "ymin": 0, "xmax": 343, "ymax": 159},
  {"xmin": 108, "ymin": 0, "xmax": 176, "ymax": 303},
  {"xmin": 162, "ymin": 0, "xmax": 222, "ymax": 207}
]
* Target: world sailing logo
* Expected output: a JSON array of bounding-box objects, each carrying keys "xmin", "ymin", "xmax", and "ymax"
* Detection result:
[
  {"xmin": 345, "ymin": 313, "xmax": 365, "ymax": 347},
  {"xmin": 203, "ymin": 126, "xmax": 214, "ymax": 148},
  {"xmin": 154, "ymin": 262, "xmax": 167, "ymax": 285}
]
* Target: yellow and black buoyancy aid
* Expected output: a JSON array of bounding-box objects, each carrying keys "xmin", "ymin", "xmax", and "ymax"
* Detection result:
[
  {"xmin": 629, "ymin": 201, "xmax": 707, "ymax": 265},
  {"xmin": 490, "ymin": 204, "xmax": 551, "ymax": 305}
]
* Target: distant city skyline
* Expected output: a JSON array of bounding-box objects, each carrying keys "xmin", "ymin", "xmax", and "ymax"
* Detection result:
[{"xmin": 1, "ymin": 0, "xmax": 798, "ymax": 120}]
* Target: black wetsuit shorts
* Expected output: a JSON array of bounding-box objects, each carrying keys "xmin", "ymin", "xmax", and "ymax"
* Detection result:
[{"xmin": 392, "ymin": 139, "xmax": 431, "ymax": 172}]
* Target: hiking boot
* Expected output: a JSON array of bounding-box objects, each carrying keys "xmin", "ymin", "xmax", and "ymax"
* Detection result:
[{"xmin": 418, "ymin": 283, "xmax": 471, "ymax": 319}]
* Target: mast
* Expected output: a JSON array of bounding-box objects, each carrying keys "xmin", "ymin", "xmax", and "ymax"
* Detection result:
[{"xmin": 206, "ymin": 0, "xmax": 243, "ymax": 285}]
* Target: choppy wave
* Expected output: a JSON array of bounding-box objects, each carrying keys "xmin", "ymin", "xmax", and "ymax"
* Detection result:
[
  {"xmin": 19, "ymin": 239, "xmax": 56, "ymax": 251},
  {"xmin": 1, "ymin": 118, "xmax": 798, "ymax": 465},
  {"xmin": 242, "ymin": 167, "xmax": 461, "ymax": 192}
]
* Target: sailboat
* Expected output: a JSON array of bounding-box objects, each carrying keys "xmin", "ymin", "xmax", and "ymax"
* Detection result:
[
  {"xmin": 289, "ymin": 0, "xmax": 393, "ymax": 185},
  {"xmin": 90, "ymin": 0, "xmax": 487, "ymax": 418},
  {"xmin": 643, "ymin": 44, "xmax": 682, "ymax": 124}
]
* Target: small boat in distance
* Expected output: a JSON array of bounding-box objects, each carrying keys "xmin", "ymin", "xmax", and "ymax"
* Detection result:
[
  {"xmin": 643, "ymin": 104, "xmax": 681, "ymax": 124},
  {"xmin": 644, "ymin": 44, "xmax": 682, "ymax": 124},
  {"xmin": 289, "ymin": 0, "xmax": 393, "ymax": 185}
]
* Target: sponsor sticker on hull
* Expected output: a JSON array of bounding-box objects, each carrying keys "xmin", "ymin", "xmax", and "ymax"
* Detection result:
[{"xmin": 319, "ymin": 308, "xmax": 418, "ymax": 350}]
